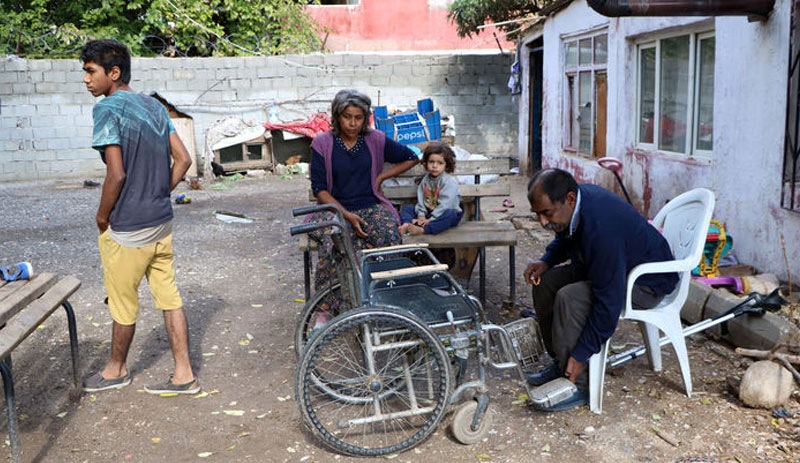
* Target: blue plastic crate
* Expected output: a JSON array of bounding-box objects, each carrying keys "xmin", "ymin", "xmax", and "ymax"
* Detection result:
[{"xmin": 374, "ymin": 99, "xmax": 441, "ymax": 145}]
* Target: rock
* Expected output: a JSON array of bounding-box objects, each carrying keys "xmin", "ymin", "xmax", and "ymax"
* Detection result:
[
  {"xmin": 739, "ymin": 360, "xmax": 794, "ymax": 409},
  {"xmin": 246, "ymin": 169, "xmax": 266, "ymax": 178}
]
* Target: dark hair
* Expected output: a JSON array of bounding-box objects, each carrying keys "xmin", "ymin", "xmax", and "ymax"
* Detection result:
[
  {"xmin": 422, "ymin": 141, "xmax": 456, "ymax": 173},
  {"xmin": 330, "ymin": 89, "xmax": 372, "ymax": 137},
  {"xmin": 527, "ymin": 168, "xmax": 579, "ymax": 203},
  {"xmin": 80, "ymin": 39, "xmax": 131, "ymax": 84}
]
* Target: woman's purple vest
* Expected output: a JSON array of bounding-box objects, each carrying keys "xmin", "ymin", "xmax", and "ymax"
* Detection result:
[{"xmin": 310, "ymin": 130, "xmax": 400, "ymax": 222}]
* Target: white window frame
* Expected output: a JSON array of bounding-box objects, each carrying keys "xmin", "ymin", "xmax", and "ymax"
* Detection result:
[
  {"xmin": 562, "ymin": 29, "xmax": 607, "ymax": 157},
  {"xmin": 635, "ymin": 30, "xmax": 715, "ymax": 160}
]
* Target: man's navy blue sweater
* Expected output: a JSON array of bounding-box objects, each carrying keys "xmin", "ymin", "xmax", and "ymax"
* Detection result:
[{"xmin": 541, "ymin": 184, "xmax": 679, "ymax": 363}]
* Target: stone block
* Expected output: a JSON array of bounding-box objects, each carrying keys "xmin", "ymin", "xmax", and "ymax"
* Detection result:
[
  {"xmin": 2, "ymin": 57, "xmax": 28, "ymax": 72},
  {"xmin": 0, "ymin": 71, "xmax": 19, "ymax": 84},
  {"xmin": 682, "ymin": 280, "xmax": 713, "ymax": 324},
  {"xmin": 342, "ymin": 54, "xmax": 363, "ymax": 66},
  {"xmin": 703, "ymin": 289, "xmax": 798, "ymax": 349},
  {"xmin": 11, "ymin": 83, "xmax": 34, "ymax": 95}
]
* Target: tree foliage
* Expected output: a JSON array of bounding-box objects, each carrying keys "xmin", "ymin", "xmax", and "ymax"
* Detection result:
[
  {"xmin": 0, "ymin": 0, "xmax": 325, "ymax": 58},
  {"xmin": 447, "ymin": 0, "xmax": 547, "ymax": 38}
]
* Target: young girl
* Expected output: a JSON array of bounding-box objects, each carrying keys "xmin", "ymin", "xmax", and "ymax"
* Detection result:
[{"xmin": 399, "ymin": 142, "xmax": 463, "ymax": 235}]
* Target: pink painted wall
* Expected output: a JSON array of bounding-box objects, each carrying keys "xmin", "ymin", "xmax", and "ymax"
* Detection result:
[{"xmin": 307, "ymin": 0, "xmax": 514, "ymax": 52}]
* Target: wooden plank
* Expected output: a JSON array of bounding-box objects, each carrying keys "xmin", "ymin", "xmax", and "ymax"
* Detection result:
[
  {"xmin": 0, "ymin": 275, "xmax": 81, "ymax": 358},
  {"xmin": 307, "ymin": 180, "xmax": 511, "ymax": 202},
  {"xmin": 389, "ymin": 158, "xmax": 511, "ymax": 177},
  {"xmin": 0, "ymin": 273, "xmax": 59, "ymax": 327},
  {"xmin": 402, "ymin": 221, "xmax": 517, "ymax": 248},
  {"xmin": 383, "ymin": 181, "xmax": 510, "ymax": 201},
  {"xmin": 298, "ymin": 221, "xmax": 517, "ymax": 251}
]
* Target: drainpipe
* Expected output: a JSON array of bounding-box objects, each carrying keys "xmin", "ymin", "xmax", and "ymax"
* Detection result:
[{"xmin": 587, "ymin": 0, "xmax": 775, "ymax": 20}]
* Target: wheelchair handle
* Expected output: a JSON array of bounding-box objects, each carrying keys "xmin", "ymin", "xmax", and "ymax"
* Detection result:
[
  {"xmin": 289, "ymin": 219, "xmax": 343, "ymax": 236},
  {"xmin": 292, "ymin": 203, "xmax": 344, "ymax": 218}
]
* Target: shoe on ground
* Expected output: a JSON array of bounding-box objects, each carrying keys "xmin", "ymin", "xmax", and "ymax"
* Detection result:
[
  {"xmin": 527, "ymin": 363, "xmax": 563, "ymax": 386},
  {"xmin": 82, "ymin": 371, "xmax": 132, "ymax": 392},
  {"xmin": 144, "ymin": 375, "xmax": 201, "ymax": 395},
  {"xmin": 1, "ymin": 262, "xmax": 33, "ymax": 282},
  {"xmin": 537, "ymin": 388, "xmax": 588, "ymax": 412}
]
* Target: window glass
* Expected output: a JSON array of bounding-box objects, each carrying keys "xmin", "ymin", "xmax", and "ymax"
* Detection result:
[
  {"xmin": 579, "ymin": 71, "xmax": 593, "ymax": 152},
  {"xmin": 565, "ymin": 42, "xmax": 578, "ymax": 67},
  {"xmin": 695, "ymin": 36, "xmax": 715, "ymax": 151},
  {"xmin": 658, "ymin": 35, "xmax": 690, "ymax": 153},
  {"xmin": 566, "ymin": 74, "xmax": 578, "ymax": 147},
  {"xmin": 579, "ymin": 39, "xmax": 593, "ymax": 66},
  {"xmin": 594, "ymin": 34, "xmax": 608, "ymax": 64},
  {"xmin": 639, "ymin": 47, "xmax": 656, "ymax": 143}
]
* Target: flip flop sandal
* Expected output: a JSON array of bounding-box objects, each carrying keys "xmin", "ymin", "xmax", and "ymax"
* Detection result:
[
  {"xmin": 1, "ymin": 262, "xmax": 33, "ymax": 281},
  {"xmin": 502, "ymin": 199, "xmax": 515, "ymax": 208}
]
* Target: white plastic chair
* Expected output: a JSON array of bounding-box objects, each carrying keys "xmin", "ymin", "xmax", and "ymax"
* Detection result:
[{"xmin": 588, "ymin": 188, "xmax": 715, "ymax": 414}]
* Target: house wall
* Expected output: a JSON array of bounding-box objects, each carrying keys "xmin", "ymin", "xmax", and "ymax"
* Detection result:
[
  {"xmin": 0, "ymin": 52, "xmax": 517, "ymax": 182},
  {"xmin": 307, "ymin": 0, "xmax": 514, "ymax": 52},
  {"xmin": 522, "ymin": 0, "xmax": 798, "ymax": 281}
]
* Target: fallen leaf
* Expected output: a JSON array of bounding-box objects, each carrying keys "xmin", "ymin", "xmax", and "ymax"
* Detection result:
[
  {"xmin": 541, "ymin": 444, "xmax": 550, "ymax": 452},
  {"xmin": 193, "ymin": 391, "xmax": 210, "ymax": 399},
  {"xmin": 287, "ymin": 447, "xmax": 296, "ymax": 453},
  {"xmin": 151, "ymin": 437, "xmax": 161, "ymax": 443},
  {"xmin": 246, "ymin": 333, "xmax": 253, "ymax": 341},
  {"xmin": 239, "ymin": 340, "xmax": 250, "ymax": 346},
  {"xmin": 476, "ymin": 453, "xmax": 491, "ymax": 460},
  {"xmin": 56, "ymin": 412, "xmax": 67, "ymax": 419},
  {"xmin": 223, "ymin": 410, "xmax": 245, "ymax": 416},
  {"xmin": 251, "ymin": 304, "xmax": 263, "ymax": 308},
  {"xmin": 202, "ymin": 352, "xmax": 216, "ymax": 357},
  {"xmin": 294, "ymin": 298, "xmax": 305, "ymax": 303},
  {"xmin": 198, "ymin": 452, "xmax": 214, "ymax": 457}
]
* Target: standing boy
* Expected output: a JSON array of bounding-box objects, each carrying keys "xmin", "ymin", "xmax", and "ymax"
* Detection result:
[{"xmin": 80, "ymin": 39, "xmax": 199, "ymax": 394}]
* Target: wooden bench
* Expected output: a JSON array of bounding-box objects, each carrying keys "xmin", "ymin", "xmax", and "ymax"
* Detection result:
[
  {"xmin": 0, "ymin": 273, "xmax": 81, "ymax": 462},
  {"xmin": 299, "ymin": 157, "xmax": 518, "ymax": 308}
]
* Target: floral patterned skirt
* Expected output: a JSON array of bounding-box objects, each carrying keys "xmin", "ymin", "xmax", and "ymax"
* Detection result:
[{"xmin": 306, "ymin": 203, "xmax": 401, "ymax": 290}]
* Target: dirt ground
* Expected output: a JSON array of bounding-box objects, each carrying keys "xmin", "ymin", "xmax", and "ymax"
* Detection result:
[{"xmin": 0, "ymin": 173, "xmax": 798, "ymax": 463}]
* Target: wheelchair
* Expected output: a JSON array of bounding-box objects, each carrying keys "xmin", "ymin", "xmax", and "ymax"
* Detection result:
[{"xmin": 290, "ymin": 204, "xmax": 548, "ymax": 457}]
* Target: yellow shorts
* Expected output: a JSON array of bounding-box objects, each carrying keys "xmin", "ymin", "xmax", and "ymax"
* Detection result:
[{"xmin": 98, "ymin": 230, "xmax": 183, "ymax": 325}]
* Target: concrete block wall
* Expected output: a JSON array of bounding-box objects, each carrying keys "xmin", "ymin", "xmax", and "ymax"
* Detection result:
[{"xmin": 0, "ymin": 52, "xmax": 518, "ymax": 182}]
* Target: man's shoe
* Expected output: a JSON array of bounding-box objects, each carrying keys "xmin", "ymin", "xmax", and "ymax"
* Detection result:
[
  {"xmin": 1, "ymin": 262, "xmax": 33, "ymax": 282},
  {"xmin": 82, "ymin": 372, "xmax": 132, "ymax": 392},
  {"xmin": 537, "ymin": 388, "xmax": 588, "ymax": 412},
  {"xmin": 527, "ymin": 363, "xmax": 562, "ymax": 386},
  {"xmin": 144, "ymin": 375, "xmax": 201, "ymax": 395}
]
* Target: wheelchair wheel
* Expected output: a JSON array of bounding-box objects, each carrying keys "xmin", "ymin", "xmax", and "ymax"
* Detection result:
[
  {"xmin": 294, "ymin": 283, "xmax": 352, "ymax": 360},
  {"xmin": 451, "ymin": 400, "xmax": 492, "ymax": 445},
  {"xmin": 296, "ymin": 307, "xmax": 451, "ymax": 457}
]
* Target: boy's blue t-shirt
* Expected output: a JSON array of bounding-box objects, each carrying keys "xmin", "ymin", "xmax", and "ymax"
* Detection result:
[{"xmin": 92, "ymin": 91, "xmax": 176, "ymax": 232}]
